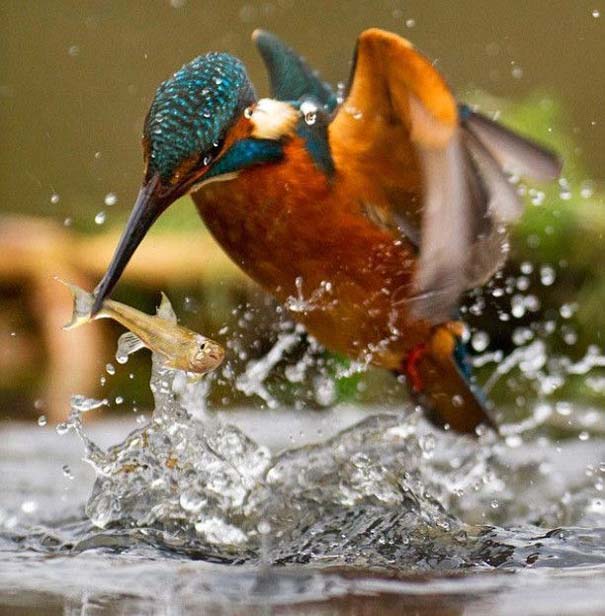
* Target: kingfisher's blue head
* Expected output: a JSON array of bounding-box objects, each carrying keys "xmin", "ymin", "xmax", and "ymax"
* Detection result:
[
  {"xmin": 93, "ymin": 51, "xmax": 292, "ymax": 311},
  {"xmin": 143, "ymin": 52, "xmax": 255, "ymax": 182}
]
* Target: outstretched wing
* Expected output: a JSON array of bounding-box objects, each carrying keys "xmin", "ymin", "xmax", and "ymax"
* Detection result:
[
  {"xmin": 330, "ymin": 29, "xmax": 562, "ymax": 323},
  {"xmin": 253, "ymin": 29, "xmax": 337, "ymax": 111}
]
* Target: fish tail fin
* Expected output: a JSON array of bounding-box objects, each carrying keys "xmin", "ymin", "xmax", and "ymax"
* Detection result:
[
  {"xmin": 54, "ymin": 277, "xmax": 95, "ymax": 330},
  {"xmin": 397, "ymin": 323, "xmax": 498, "ymax": 435}
]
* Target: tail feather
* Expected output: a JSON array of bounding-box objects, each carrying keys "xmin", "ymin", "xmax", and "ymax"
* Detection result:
[
  {"xmin": 399, "ymin": 325, "xmax": 497, "ymax": 435},
  {"xmin": 55, "ymin": 277, "xmax": 94, "ymax": 330},
  {"xmin": 414, "ymin": 347, "xmax": 497, "ymax": 435}
]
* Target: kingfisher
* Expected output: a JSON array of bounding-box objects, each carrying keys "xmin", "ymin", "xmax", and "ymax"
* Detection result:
[{"xmin": 92, "ymin": 29, "xmax": 561, "ymax": 434}]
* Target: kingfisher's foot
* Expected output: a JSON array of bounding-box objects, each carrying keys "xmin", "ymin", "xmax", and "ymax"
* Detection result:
[{"xmin": 404, "ymin": 342, "xmax": 428, "ymax": 393}]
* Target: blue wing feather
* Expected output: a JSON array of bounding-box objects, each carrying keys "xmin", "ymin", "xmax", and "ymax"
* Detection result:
[{"xmin": 254, "ymin": 30, "xmax": 337, "ymax": 112}]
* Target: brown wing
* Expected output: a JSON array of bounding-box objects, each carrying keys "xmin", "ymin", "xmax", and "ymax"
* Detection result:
[{"xmin": 330, "ymin": 29, "xmax": 561, "ymax": 323}]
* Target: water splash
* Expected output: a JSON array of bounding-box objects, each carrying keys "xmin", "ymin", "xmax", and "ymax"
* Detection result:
[
  {"xmin": 52, "ymin": 334, "xmax": 605, "ymax": 570},
  {"xmin": 37, "ymin": 269, "xmax": 605, "ymax": 570},
  {"xmin": 235, "ymin": 328, "xmax": 301, "ymax": 408}
]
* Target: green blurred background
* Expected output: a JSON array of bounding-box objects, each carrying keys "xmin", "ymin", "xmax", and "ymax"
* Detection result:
[{"xmin": 1, "ymin": 0, "xmax": 603, "ymax": 423}]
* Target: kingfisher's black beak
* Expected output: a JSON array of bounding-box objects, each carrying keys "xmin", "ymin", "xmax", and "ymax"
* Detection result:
[{"xmin": 92, "ymin": 173, "xmax": 174, "ymax": 315}]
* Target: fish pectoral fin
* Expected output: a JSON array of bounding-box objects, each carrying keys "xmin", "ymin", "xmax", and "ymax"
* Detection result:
[
  {"xmin": 116, "ymin": 331, "xmax": 147, "ymax": 359},
  {"xmin": 156, "ymin": 292, "xmax": 177, "ymax": 324}
]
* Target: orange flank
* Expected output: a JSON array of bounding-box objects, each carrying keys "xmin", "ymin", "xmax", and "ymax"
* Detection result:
[{"xmin": 195, "ymin": 133, "xmax": 429, "ymax": 370}]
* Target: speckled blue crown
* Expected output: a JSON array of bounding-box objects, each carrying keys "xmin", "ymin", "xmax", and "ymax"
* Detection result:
[{"xmin": 144, "ymin": 52, "xmax": 256, "ymax": 181}]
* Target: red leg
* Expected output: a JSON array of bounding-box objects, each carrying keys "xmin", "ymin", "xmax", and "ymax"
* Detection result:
[{"xmin": 404, "ymin": 342, "xmax": 427, "ymax": 393}]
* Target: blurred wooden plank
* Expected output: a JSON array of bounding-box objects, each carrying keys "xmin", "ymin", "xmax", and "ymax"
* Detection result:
[{"xmin": 0, "ymin": 215, "xmax": 245, "ymax": 285}]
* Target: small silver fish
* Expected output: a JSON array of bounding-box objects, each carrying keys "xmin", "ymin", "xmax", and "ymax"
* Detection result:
[{"xmin": 58, "ymin": 279, "xmax": 224, "ymax": 374}]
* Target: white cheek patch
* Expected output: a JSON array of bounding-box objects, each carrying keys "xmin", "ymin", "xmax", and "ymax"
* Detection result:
[{"xmin": 249, "ymin": 99, "xmax": 300, "ymax": 140}]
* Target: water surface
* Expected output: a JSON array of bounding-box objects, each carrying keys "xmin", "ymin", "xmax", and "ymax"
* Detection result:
[{"xmin": 2, "ymin": 349, "xmax": 605, "ymax": 615}]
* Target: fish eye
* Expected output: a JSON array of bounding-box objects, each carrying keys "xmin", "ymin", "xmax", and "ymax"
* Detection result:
[{"xmin": 199, "ymin": 342, "xmax": 207, "ymax": 351}]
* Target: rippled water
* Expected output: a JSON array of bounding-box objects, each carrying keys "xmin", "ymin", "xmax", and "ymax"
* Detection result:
[{"xmin": 2, "ymin": 341, "xmax": 605, "ymax": 615}]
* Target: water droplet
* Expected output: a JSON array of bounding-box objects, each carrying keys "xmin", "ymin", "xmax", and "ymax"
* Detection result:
[
  {"xmin": 512, "ymin": 327, "xmax": 533, "ymax": 346},
  {"xmin": 300, "ymin": 100, "xmax": 318, "ymax": 126},
  {"xmin": 37, "ymin": 415, "xmax": 47, "ymax": 427},
  {"xmin": 511, "ymin": 65, "xmax": 523, "ymax": 79},
  {"xmin": 559, "ymin": 189, "xmax": 572, "ymax": 201},
  {"xmin": 344, "ymin": 105, "xmax": 363, "ymax": 120},
  {"xmin": 580, "ymin": 180, "xmax": 595, "ymax": 199},
  {"xmin": 105, "ymin": 363, "xmax": 116, "ymax": 375},
  {"xmin": 63, "ymin": 217, "xmax": 73, "ymax": 227},
  {"xmin": 562, "ymin": 326, "xmax": 577, "ymax": 346},
  {"xmin": 62, "ymin": 464, "xmax": 74, "ymax": 479},
  {"xmin": 490, "ymin": 499, "xmax": 500, "ymax": 509},
  {"xmin": 511, "ymin": 294, "xmax": 526, "ymax": 318},
  {"xmin": 405, "ymin": 18, "xmax": 416, "ymax": 28},
  {"xmin": 179, "ymin": 491, "xmax": 206, "ymax": 512},
  {"xmin": 314, "ymin": 376, "xmax": 335, "ymax": 407},
  {"xmin": 540, "ymin": 265, "xmax": 556, "ymax": 286},
  {"xmin": 95, "ymin": 211, "xmax": 106, "ymax": 225},
  {"xmin": 50, "ymin": 193, "xmax": 60, "ymax": 204},
  {"xmin": 56, "ymin": 422, "xmax": 70, "ymax": 436},
  {"xmin": 451, "ymin": 394, "xmax": 464, "ymax": 408},
  {"xmin": 592, "ymin": 8, "xmax": 600, "ymax": 17},
  {"xmin": 104, "ymin": 192, "xmax": 118, "ymax": 206},
  {"xmin": 524, "ymin": 294, "xmax": 540, "ymax": 312},
  {"xmin": 68, "ymin": 45, "xmax": 80, "ymax": 57},
  {"xmin": 471, "ymin": 331, "xmax": 490, "ymax": 352},
  {"xmin": 71, "ymin": 395, "xmax": 108, "ymax": 413},
  {"xmin": 21, "ymin": 500, "xmax": 38, "ymax": 514},
  {"xmin": 115, "ymin": 396, "xmax": 124, "ymax": 405},
  {"xmin": 529, "ymin": 189, "xmax": 545, "ymax": 206},
  {"xmin": 516, "ymin": 276, "xmax": 530, "ymax": 291},
  {"xmin": 558, "ymin": 177, "xmax": 572, "ymax": 200},
  {"xmin": 258, "ymin": 520, "xmax": 271, "ymax": 535},
  {"xmin": 559, "ymin": 303, "xmax": 576, "ymax": 319},
  {"xmin": 520, "ymin": 261, "xmax": 533, "ymax": 275},
  {"xmin": 579, "ymin": 431, "xmax": 590, "ymax": 441},
  {"xmin": 506, "ymin": 434, "xmax": 523, "ymax": 448}
]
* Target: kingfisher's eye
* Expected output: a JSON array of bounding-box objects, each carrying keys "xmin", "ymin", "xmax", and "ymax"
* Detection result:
[{"xmin": 200, "ymin": 140, "xmax": 224, "ymax": 167}]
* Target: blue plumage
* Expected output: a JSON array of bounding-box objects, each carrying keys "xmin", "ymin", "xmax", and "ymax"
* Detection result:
[
  {"xmin": 293, "ymin": 98, "xmax": 334, "ymax": 176},
  {"xmin": 453, "ymin": 337, "xmax": 472, "ymax": 380},
  {"xmin": 205, "ymin": 138, "xmax": 283, "ymax": 179},
  {"xmin": 144, "ymin": 53, "xmax": 256, "ymax": 180},
  {"xmin": 253, "ymin": 30, "xmax": 337, "ymax": 112}
]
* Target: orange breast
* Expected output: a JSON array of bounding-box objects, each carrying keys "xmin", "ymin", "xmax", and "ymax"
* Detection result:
[{"xmin": 192, "ymin": 137, "xmax": 431, "ymax": 369}]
